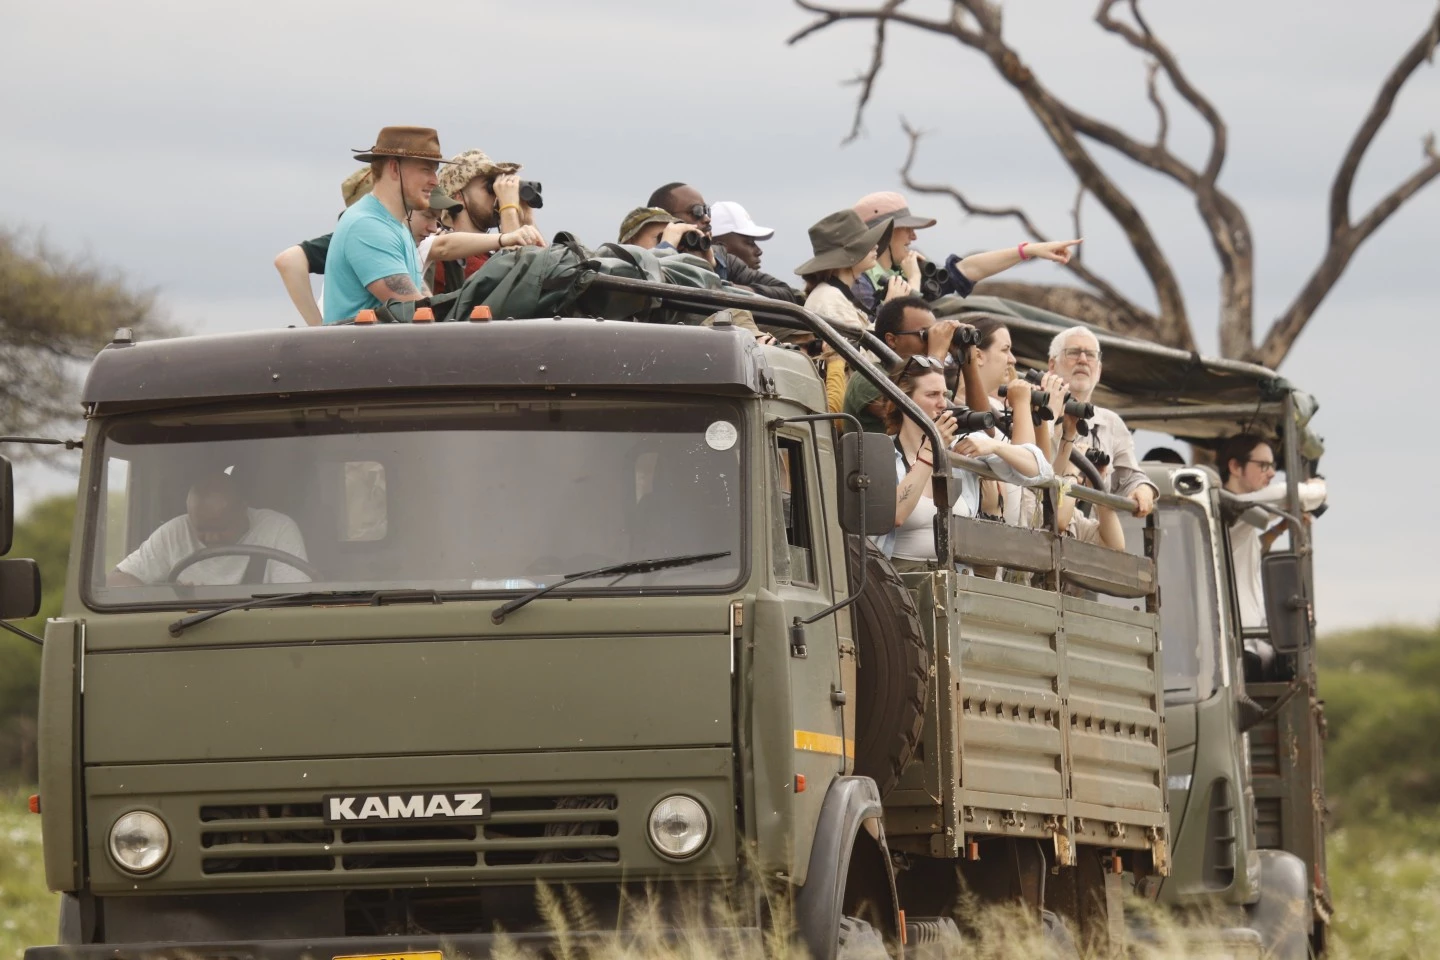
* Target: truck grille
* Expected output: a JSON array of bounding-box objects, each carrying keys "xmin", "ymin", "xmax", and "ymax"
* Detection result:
[{"xmin": 199, "ymin": 795, "xmax": 619, "ymax": 876}]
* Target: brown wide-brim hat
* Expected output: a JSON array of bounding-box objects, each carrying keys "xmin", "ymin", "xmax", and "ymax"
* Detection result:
[
  {"xmin": 793, "ymin": 209, "xmax": 894, "ymax": 276},
  {"xmin": 352, "ymin": 126, "xmax": 453, "ymax": 164}
]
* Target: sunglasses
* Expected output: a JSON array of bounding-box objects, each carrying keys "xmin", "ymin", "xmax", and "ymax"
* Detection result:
[
  {"xmin": 683, "ymin": 203, "xmax": 711, "ymax": 221},
  {"xmin": 901, "ymin": 354, "xmax": 943, "ymax": 374}
]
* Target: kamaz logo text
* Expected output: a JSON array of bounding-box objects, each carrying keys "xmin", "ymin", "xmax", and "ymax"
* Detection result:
[{"xmin": 324, "ymin": 790, "xmax": 491, "ymax": 823}]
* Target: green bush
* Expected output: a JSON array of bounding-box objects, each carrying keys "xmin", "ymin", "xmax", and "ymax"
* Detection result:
[
  {"xmin": 0, "ymin": 495, "xmax": 73, "ymax": 783},
  {"xmin": 1319, "ymin": 624, "xmax": 1440, "ymax": 825}
]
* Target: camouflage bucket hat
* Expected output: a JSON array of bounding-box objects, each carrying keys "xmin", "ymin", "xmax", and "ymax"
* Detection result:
[
  {"xmin": 340, "ymin": 167, "xmax": 375, "ymax": 207},
  {"xmin": 438, "ymin": 149, "xmax": 522, "ymax": 198},
  {"xmin": 618, "ymin": 206, "xmax": 680, "ymax": 243}
]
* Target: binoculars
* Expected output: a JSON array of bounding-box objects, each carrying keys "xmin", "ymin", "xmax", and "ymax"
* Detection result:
[
  {"xmin": 676, "ymin": 230, "xmax": 712, "ymax": 254},
  {"xmin": 518, "ymin": 180, "xmax": 543, "ymax": 208}
]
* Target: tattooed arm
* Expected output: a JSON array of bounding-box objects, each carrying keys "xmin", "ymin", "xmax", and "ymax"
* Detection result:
[
  {"xmin": 365, "ymin": 272, "xmax": 424, "ymax": 303},
  {"xmin": 895, "ymin": 445, "xmax": 935, "ymax": 525}
]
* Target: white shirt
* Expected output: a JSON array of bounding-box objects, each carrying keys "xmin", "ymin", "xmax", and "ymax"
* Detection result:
[
  {"xmin": 986, "ymin": 396, "xmax": 1054, "ymax": 527},
  {"xmin": 1228, "ymin": 477, "xmax": 1326, "ymax": 625},
  {"xmin": 886, "ymin": 447, "xmax": 976, "ymax": 562},
  {"xmin": 116, "ymin": 508, "xmax": 310, "ymax": 585}
]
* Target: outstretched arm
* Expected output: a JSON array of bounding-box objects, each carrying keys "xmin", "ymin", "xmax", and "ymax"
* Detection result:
[
  {"xmin": 275, "ymin": 246, "xmax": 324, "ymax": 326},
  {"xmin": 953, "ymin": 239, "xmax": 1082, "ymax": 283}
]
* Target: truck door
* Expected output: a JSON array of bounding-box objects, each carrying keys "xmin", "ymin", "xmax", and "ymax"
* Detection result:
[{"xmin": 773, "ymin": 430, "xmax": 849, "ymax": 796}]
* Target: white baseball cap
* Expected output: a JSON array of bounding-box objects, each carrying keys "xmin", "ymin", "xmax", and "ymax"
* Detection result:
[{"xmin": 710, "ymin": 201, "xmax": 774, "ymax": 241}]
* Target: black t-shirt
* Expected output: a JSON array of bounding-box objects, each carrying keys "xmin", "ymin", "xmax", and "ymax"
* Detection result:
[{"xmin": 299, "ymin": 234, "xmax": 332, "ymax": 275}]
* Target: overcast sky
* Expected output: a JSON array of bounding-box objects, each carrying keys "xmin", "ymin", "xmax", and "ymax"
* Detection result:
[{"xmin": 3, "ymin": 0, "xmax": 1437, "ymax": 629}]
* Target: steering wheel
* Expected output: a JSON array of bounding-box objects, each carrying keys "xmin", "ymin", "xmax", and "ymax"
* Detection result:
[{"xmin": 166, "ymin": 545, "xmax": 322, "ymax": 584}]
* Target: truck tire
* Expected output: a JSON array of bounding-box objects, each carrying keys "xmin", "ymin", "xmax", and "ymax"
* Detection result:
[
  {"xmin": 847, "ymin": 536, "xmax": 930, "ymax": 797},
  {"xmin": 836, "ymin": 916, "xmax": 889, "ymax": 960}
]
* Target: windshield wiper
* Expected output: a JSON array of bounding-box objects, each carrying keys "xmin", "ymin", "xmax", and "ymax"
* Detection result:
[
  {"xmin": 490, "ymin": 551, "xmax": 732, "ymax": 624},
  {"xmin": 167, "ymin": 588, "xmax": 441, "ymax": 637}
]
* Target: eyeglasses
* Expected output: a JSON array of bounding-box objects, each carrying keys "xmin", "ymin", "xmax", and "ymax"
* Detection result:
[
  {"xmin": 892, "ymin": 328, "xmax": 929, "ymax": 340},
  {"xmin": 1246, "ymin": 459, "xmax": 1277, "ymax": 472},
  {"xmin": 1062, "ymin": 347, "xmax": 1101, "ymax": 362}
]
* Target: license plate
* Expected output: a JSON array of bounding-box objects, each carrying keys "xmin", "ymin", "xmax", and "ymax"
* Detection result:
[
  {"xmin": 334, "ymin": 952, "xmax": 443, "ymax": 960},
  {"xmin": 323, "ymin": 790, "xmax": 491, "ymax": 824}
]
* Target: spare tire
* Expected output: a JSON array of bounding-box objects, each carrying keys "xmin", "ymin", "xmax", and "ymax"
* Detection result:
[{"xmin": 846, "ymin": 536, "xmax": 930, "ymax": 797}]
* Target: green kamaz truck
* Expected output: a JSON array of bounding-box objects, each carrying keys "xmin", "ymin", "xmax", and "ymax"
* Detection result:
[
  {"xmin": 10, "ymin": 280, "xmax": 1173, "ymax": 959},
  {"xmin": 967, "ymin": 299, "xmax": 1331, "ymax": 958}
]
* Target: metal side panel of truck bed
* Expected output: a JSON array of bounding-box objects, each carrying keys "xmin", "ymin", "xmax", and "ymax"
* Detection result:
[{"xmin": 885, "ymin": 569, "xmax": 1168, "ymax": 872}]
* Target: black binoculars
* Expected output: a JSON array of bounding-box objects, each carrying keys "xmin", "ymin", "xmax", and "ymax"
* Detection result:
[
  {"xmin": 997, "ymin": 382, "xmax": 1055, "ymax": 420},
  {"xmin": 676, "ymin": 230, "xmax": 712, "ymax": 254},
  {"xmin": 518, "ymin": 180, "xmax": 543, "ymax": 208}
]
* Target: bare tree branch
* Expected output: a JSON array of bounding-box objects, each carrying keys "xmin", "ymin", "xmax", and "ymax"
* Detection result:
[
  {"xmin": 1143, "ymin": 60, "xmax": 1168, "ymax": 150},
  {"xmin": 1261, "ymin": 132, "xmax": 1440, "ymax": 367},
  {"xmin": 1328, "ymin": 8, "xmax": 1440, "ymax": 236},
  {"xmin": 792, "ymin": 0, "xmax": 1195, "ymax": 348},
  {"xmin": 1091, "ymin": 0, "xmax": 1256, "ymax": 356},
  {"xmin": 899, "ymin": 121, "xmax": 1157, "ymax": 334},
  {"xmin": 971, "ymin": 281, "xmax": 1156, "ymax": 340},
  {"xmin": 793, "ymin": 0, "xmax": 1440, "ymax": 367},
  {"xmin": 839, "ymin": 0, "xmax": 904, "ymax": 143},
  {"xmin": 1096, "ymin": 0, "xmax": 1226, "ymax": 183}
]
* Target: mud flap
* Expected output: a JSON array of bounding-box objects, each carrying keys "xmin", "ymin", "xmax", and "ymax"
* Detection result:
[
  {"xmin": 1246, "ymin": 849, "xmax": 1310, "ymax": 960},
  {"xmin": 795, "ymin": 777, "xmax": 899, "ymax": 960}
]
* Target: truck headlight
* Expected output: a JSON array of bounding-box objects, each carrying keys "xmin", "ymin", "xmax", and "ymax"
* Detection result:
[
  {"xmin": 108, "ymin": 810, "xmax": 170, "ymax": 874},
  {"xmin": 647, "ymin": 795, "xmax": 710, "ymax": 859}
]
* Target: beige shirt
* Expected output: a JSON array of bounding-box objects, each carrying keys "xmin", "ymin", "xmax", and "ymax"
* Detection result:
[{"xmin": 803, "ymin": 283, "xmax": 869, "ymax": 334}]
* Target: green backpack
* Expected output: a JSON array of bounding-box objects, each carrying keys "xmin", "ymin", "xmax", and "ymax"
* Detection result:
[{"xmin": 373, "ymin": 235, "xmax": 761, "ymax": 324}]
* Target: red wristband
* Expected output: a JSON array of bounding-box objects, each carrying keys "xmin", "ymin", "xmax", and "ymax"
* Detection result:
[{"xmin": 1018, "ymin": 242, "xmax": 1030, "ymax": 261}]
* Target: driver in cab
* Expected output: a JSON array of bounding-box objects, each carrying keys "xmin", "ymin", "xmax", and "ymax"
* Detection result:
[{"xmin": 108, "ymin": 474, "xmax": 310, "ymax": 586}]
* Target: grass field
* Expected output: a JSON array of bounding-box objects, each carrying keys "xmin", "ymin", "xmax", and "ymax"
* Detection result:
[
  {"xmin": 0, "ymin": 791, "xmax": 56, "ymax": 960},
  {"xmin": 3, "ymin": 787, "xmax": 1437, "ymax": 959}
]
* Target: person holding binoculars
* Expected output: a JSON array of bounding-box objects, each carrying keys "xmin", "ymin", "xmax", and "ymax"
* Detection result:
[
  {"xmin": 1047, "ymin": 326, "xmax": 1158, "ymax": 518},
  {"xmin": 425, "ymin": 149, "xmax": 548, "ymax": 295}
]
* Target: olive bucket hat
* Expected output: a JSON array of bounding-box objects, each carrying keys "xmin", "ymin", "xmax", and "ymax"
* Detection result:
[{"xmin": 793, "ymin": 209, "xmax": 894, "ymax": 276}]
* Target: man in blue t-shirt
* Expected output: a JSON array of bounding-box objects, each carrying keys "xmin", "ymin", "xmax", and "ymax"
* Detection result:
[{"xmin": 323, "ymin": 126, "xmax": 450, "ymax": 323}]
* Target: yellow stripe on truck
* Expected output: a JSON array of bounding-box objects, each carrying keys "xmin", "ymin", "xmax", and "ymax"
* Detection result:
[{"xmin": 794, "ymin": 729, "xmax": 855, "ymax": 759}]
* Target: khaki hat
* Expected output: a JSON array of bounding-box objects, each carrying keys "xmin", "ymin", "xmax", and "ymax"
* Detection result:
[
  {"xmin": 618, "ymin": 206, "xmax": 680, "ymax": 243},
  {"xmin": 340, "ymin": 167, "xmax": 375, "ymax": 208},
  {"xmin": 352, "ymin": 126, "xmax": 452, "ymax": 164},
  {"xmin": 853, "ymin": 190, "xmax": 937, "ymax": 229},
  {"xmin": 438, "ymin": 149, "xmax": 521, "ymax": 198},
  {"xmin": 794, "ymin": 210, "xmax": 894, "ymax": 276}
]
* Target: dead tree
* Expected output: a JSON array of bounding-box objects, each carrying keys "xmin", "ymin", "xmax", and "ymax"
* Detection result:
[{"xmin": 790, "ymin": 0, "xmax": 1440, "ymax": 366}]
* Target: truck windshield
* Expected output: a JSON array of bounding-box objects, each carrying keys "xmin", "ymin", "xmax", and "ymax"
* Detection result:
[
  {"xmin": 86, "ymin": 398, "xmax": 745, "ymax": 608},
  {"xmin": 1104, "ymin": 502, "xmax": 1222, "ymax": 705}
]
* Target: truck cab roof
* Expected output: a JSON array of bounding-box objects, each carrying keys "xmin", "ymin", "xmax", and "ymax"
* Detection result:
[{"xmin": 82, "ymin": 318, "xmax": 795, "ymax": 414}]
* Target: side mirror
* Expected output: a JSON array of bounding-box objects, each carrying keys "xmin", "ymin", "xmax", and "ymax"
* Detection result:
[
  {"xmin": 839, "ymin": 432, "xmax": 897, "ymax": 536},
  {"xmin": 0, "ymin": 456, "xmax": 12, "ymax": 555},
  {"xmin": 1261, "ymin": 552, "xmax": 1309, "ymax": 654},
  {"xmin": 0, "ymin": 558, "xmax": 41, "ymax": 621}
]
